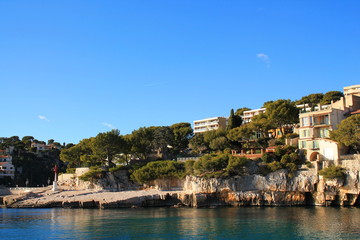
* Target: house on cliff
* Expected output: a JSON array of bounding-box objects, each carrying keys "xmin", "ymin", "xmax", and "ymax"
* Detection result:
[
  {"xmin": 0, "ymin": 149, "xmax": 15, "ymax": 180},
  {"xmin": 298, "ymin": 84, "xmax": 360, "ymax": 163}
]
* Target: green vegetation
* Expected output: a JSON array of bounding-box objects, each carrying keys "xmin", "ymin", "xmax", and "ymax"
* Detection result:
[
  {"xmin": 296, "ymin": 90, "xmax": 344, "ymax": 106},
  {"xmin": 330, "ymin": 115, "xmax": 360, "ymax": 153},
  {"xmin": 0, "ymin": 136, "xmax": 65, "ymax": 186},
  {"xmin": 319, "ymin": 166, "xmax": 346, "ymax": 180},
  {"xmin": 78, "ymin": 167, "xmax": 106, "ymax": 182},
  {"xmin": 131, "ymin": 160, "xmax": 186, "ymax": 184},
  {"xmin": 258, "ymin": 145, "xmax": 304, "ymax": 178},
  {"xmin": 227, "ymin": 109, "xmax": 242, "ymax": 130}
]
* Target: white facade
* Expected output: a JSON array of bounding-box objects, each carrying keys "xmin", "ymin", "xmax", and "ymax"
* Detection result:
[
  {"xmin": 241, "ymin": 108, "xmax": 266, "ymax": 124},
  {"xmin": 193, "ymin": 117, "xmax": 228, "ymax": 134},
  {"xmin": 0, "ymin": 150, "xmax": 15, "ymax": 179},
  {"xmin": 344, "ymin": 84, "xmax": 360, "ymax": 96}
]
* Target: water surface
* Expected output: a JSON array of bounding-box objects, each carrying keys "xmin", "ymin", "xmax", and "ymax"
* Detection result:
[{"xmin": 1, "ymin": 207, "xmax": 360, "ymax": 239}]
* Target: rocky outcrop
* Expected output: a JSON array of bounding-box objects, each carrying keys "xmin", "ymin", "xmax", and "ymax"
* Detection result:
[
  {"xmin": 4, "ymin": 159, "xmax": 360, "ymax": 208},
  {"xmin": 58, "ymin": 169, "xmax": 140, "ymax": 191},
  {"xmin": 179, "ymin": 169, "xmax": 317, "ymax": 207}
]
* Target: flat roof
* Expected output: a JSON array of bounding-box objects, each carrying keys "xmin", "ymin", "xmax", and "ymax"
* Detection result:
[
  {"xmin": 193, "ymin": 117, "xmax": 228, "ymax": 122},
  {"xmin": 344, "ymin": 84, "xmax": 360, "ymax": 90}
]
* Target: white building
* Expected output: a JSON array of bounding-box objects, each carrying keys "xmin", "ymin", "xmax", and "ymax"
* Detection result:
[
  {"xmin": 0, "ymin": 150, "xmax": 15, "ymax": 179},
  {"xmin": 241, "ymin": 108, "xmax": 266, "ymax": 124},
  {"xmin": 193, "ymin": 117, "xmax": 228, "ymax": 134}
]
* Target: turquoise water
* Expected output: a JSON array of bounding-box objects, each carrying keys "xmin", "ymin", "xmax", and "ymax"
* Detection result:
[{"xmin": 1, "ymin": 207, "xmax": 360, "ymax": 239}]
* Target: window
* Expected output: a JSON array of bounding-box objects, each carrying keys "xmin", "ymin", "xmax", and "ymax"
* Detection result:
[
  {"xmin": 301, "ymin": 129, "xmax": 310, "ymax": 138},
  {"xmin": 302, "ymin": 117, "xmax": 309, "ymax": 127},
  {"xmin": 319, "ymin": 128, "xmax": 329, "ymax": 138},
  {"xmin": 300, "ymin": 141, "xmax": 307, "ymax": 149},
  {"xmin": 312, "ymin": 141, "xmax": 319, "ymax": 149}
]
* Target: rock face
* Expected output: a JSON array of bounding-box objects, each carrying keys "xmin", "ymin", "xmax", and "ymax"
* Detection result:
[
  {"xmin": 180, "ymin": 169, "xmax": 317, "ymax": 207},
  {"xmin": 4, "ymin": 159, "xmax": 360, "ymax": 208},
  {"xmin": 58, "ymin": 169, "xmax": 140, "ymax": 191},
  {"xmin": 177, "ymin": 159, "xmax": 360, "ymax": 207}
]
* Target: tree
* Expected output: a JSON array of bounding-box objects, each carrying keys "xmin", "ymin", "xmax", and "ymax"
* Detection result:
[
  {"xmin": 209, "ymin": 136, "xmax": 230, "ymax": 151},
  {"xmin": 170, "ymin": 122, "xmax": 193, "ymax": 154},
  {"xmin": 249, "ymin": 113, "xmax": 273, "ymax": 138},
  {"xmin": 130, "ymin": 127, "xmax": 155, "ymax": 160},
  {"xmin": 60, "ymin": 138, "xmax": 94, "ymax": 168},
  {"xmin": 320, "ymin": 91, "xmax": 344, "ymax": 105},
  {"xmin": 47, "ymin": 139, "xmax": 55, "ymax": 145},
  {"xmin": 119, "ymin": 134, "xmax": 133, "ymax": 165},
  {"xmin": 227, "ymin": 125, "xmax": 253, "ymax": 146},
  {"xmin": 227, "ymin": 109, "xmax": 242, "ymax": 131},
  {"xmin": 21, "ymin": 136, "xmax": 34, "ymax": 149},
  {"xmin": 296, "ymin": 93, "xmax": 324, "ymax": 109},
  {"xmin": 265, "ymin": 99, "xmax": 298, "ymax": 136},
  {"xmin": 226, "ymin": 156, "xmax": 249, "ymax": 176},
  {"xmin": 91, "ymin": 129, "xmax": 125, "ymax": 167},
  {"xmin": 262, "ymin": 101, "xmax": 274, "ymax": 108},
  {"xmin": 189, "ymin": 133, "xmax": 208, "ymax": 153},
  {"xmin": 330, "ymin": 115, "xmax": 360, "ymax": 153},
  {"xmin": 152, "ymin": 126, "xmax": 174, "ymax": 159}
]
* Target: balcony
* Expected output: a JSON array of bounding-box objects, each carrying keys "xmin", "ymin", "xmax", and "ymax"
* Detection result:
[{"xmin": 299, "ymin": 105, "xmax": 331, "ymax": 114}]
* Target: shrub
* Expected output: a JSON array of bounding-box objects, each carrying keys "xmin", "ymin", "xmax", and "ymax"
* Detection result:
[
  {"xmin": 109, "ymin": 165, "xmax": 126, "ymax": 173},
  {"xmin": 226, "ymin": 156, "xmax": 249, "ymax": 176},
  {"xmin": 274, "ymin": 138, "xmax": 285, "ymax": 146},
  {"xmin": 319, "ymin": 166, "xmax": 346, "ymax": 180},
  {"xmin": 286, "ymin": 163, "xmax": 297, "ymax": 178},
  {"xmin": 289, "ymin": 152, "xmax": 301, "ymax": 164},
  {"xmin": 184, "ymin": 160, "xmax": 195, "ymax": 175},
  {"xmin": 131, "ymin": 160, "xmax": 185, "ymax": 184},
  {"xmin": 194, "ymin": 153, "xmax": 229, "ymax": 173},
  {"xmin": 79, "ymin": 167, "xmax": 106, "ymax": 182},
  {"xmin": 280, "ymin": 154, "xmax": 291, "ymax": 165},
  {"xmin": 261, "ymin": 153, "xmax": 274, "ymax": 163},
  {"xmin": 267, "ymin": 161, "xmax": 283, "ymax": 172},
  {"xmin": 275, "ymin": 146, "xmax": 286, "ymax": 158}
]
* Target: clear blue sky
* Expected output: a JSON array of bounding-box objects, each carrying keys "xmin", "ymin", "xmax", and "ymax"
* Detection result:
[{"xmin": 1, "ymin": 1, "xmax": 359, "ymax": 144}]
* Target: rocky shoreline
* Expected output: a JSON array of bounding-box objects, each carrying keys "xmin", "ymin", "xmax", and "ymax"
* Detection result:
[
  {"xmin": 0, "ymin": 188, "xmax": 316, "ymax": 209},
  {"xmin": 2, "ymin": 159, "xmax": 360, "ymax": 209}
]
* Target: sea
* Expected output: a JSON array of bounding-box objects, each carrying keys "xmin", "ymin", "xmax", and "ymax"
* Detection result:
[{"xmin": 1, "ymin": 207, "xmax": 360, "ymax": 239}]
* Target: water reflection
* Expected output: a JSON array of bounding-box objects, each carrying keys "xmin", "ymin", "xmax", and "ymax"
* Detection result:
[{"xmin": 1, "ymin": 207, "xmax": 360, "ymax": 239}]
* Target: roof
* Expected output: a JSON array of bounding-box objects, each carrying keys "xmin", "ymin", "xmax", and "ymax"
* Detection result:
[
  {"xmin": 0, "ymin": 162, "xmax": 12, "ymax": 165},
  {"xmin": 350, "ymin": 109, "xmax": 360, "ymax": 115},
  {"xmin": 0, "ymin": 155, "xmax": 9, "ymax": 158},
  {"xmin": 193, "ymin": 117, "xmax": 228, "ymax": 122}
]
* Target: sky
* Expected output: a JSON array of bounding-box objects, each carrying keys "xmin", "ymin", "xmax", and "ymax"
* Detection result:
[{"xmin": 1, "ymin": 1, "xmax": 359, "ymax": 144}]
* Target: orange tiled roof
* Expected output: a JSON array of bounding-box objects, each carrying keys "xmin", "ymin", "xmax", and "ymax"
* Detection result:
[{"xmin": 350, "ymin": 109, "xmax": 360, "ymax": 115}]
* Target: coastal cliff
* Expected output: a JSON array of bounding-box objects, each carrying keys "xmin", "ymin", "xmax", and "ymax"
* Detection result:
[{"xmin": 3, "ymin": 159, "xmax": 360, "ymax": 208}]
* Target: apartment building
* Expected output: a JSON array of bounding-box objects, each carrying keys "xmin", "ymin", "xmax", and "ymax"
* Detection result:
[
  {"xmin": 241, "ymin": 108, "xmax": 266, "ymax": 124},
  {"xmin": 344, "ymin": 84, "xmax": 360, "ymax": 97},
  {"xmin": 298, "ymin": 85, "xmax": 360, "ymax": 162},
  {"xmin": 0, "ymin": 149, "xmax": 15, "ymax": 179},
  {"xmin": 193, "ymin": 117, "xmax": 228, "ymax": 134}
]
